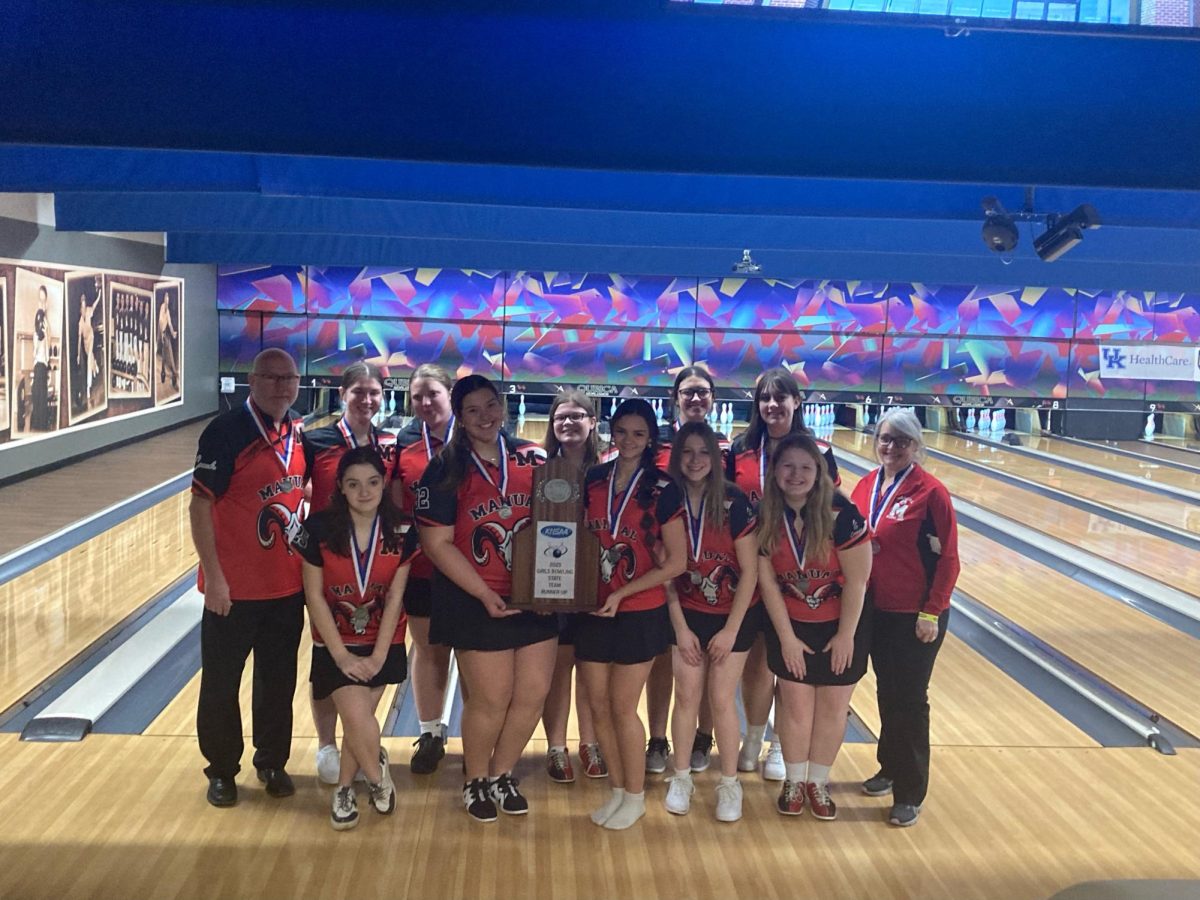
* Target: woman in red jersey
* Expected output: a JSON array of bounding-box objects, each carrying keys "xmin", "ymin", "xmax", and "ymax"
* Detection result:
[
  {"xmin": 416, "ymin": 375, "xmax": 556, "ymax": 823},
  {"xmin": 645, "ymin": 365, "xmax": 730, "ymax": 776},
  {"xmin": 575, "ymin": 398, "xmax": 687, "ymax": 830},
  {"xmin": 540, "ymin": 390, "xmax": 607, "ymax": 784},
  {"xmin": 758, "ymin": 433, "xmax": 871, "ymax": 822},
  {"xmin": 390, "ymin": 363, "xmax": 456, "ymax": 775},
  {"xmin": 295, "ymin": 447, "xmax": 411, "ymax": 831},
  {"xmin": 301, "ymin": 362, "xmax": 397, "ymax": 786},
  {"xmin": 849, "ymin": 407, "xmax": 958, "ymax": 829},
  {"xmin": 726, "ymin": 366, "xmax": 839, "ymax": 782},
  {"xmin": 662, "ymin": 422, "xmax": 758, "ymax": 823}
]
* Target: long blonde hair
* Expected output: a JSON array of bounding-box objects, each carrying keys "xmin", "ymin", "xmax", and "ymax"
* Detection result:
[{"xmin": 756, "ymin": 433, "xmax": 835, "ymax": 561}]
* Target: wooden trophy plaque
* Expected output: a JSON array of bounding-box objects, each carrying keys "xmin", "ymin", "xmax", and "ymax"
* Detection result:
[{"xmin": 510, "ymin": 456, "xmax": 600, "ymax": 612}]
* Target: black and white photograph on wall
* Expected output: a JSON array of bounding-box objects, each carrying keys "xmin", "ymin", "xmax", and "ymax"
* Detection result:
[
  {"xmin": 108, "ymin": 281, "xmax": 153, "ymax": 400},
  {"xmin": 65, "ymin": 271, "xmax": 108, "ymax": 426},
  {"xmin": 0, "ymin": 278, "xmax": 8, "ymax": 437},
  {"xmin": 153, "ymin": 281, "xmax": 182, "ymax": 406},
  {"xmin": 10, "ymin": 267, "xmax": 64, "ymax": 438}
]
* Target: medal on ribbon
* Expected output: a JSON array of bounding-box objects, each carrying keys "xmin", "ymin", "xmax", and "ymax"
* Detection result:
[
  {"xmin": 684, "ymin": 490, "xmax": 705, "ymax": 587},
  {"xmin": 422, "ymin": 415, "xmax": 454, "ymax": 461},
  {"xmin": 350, "ymin": 515, "xmax": 381, "ymax": 601},
  {"xmin": 246, "ymin": 398, "xmax": 295, "ymax": 473},
  {"xmin": 337, "ymin": 416, "xmax": 379, "ymax": 451},
  {"xmin": 868, "ymin": 464, "xmax": 913, "ymax": 533},
  {"xmin": 785, "ymin": 507, "xmax": 809, "ymax": 594},
  {"xmin": 607, "ymin": 464, "xmax": 643, "ymax": 539},
  {"xmin": 470, "ymin": 433, "xmax": 512, "ymax": 519}
]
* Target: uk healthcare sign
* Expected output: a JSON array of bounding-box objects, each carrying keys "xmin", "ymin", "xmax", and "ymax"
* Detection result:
[{"xmin": 1099, "ymin": 345, "xmax": 1200, "ymax": 381}]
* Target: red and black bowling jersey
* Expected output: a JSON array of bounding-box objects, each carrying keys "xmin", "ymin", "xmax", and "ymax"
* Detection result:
[
  {"xmin": 583, "ymin": 462, "xmax": 684, "ymax": 613},
  {"xmin": 727, "ymin": 432, "xmax": 840, "ymax": 510},
  {"xmin": 294, "ymin": 511, "xmax": 413, "ymax": 646},
  {"xmin": 302, "ymin": 419, "xmax": 398, "ymax": 513},
  {"xmin": 654, "ymin": 422, "xmax": 732, "ymax": 472},
  {"xmin": 849, "ymin": 464, "xmax": 959, "ymax": 617},
  {"xmin": 764, "ymin": 494, "xmax": 868, "ymax": 624},
  {"xmin": 674, "ymin": 484, "xmax": 756, "ymax": 615},
  {"xmin": 414, "ymin": 436, "xmax": 546, "ymax": 596},
  {"xmin": 391, "ymin": 418, "xmax": 447, "ymax": 581},
  {"xmin": 191, "ymin": 402, "xmax": 305, "ymax": 600}
]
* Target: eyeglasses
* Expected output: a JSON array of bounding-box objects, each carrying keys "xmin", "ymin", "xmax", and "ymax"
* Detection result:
[
  {"xmin": 679, "ymin": 388, "xmax": 711, "ymax": 400},
  {"xmin": 254, "ymin": 373, "xmax": 301, "ymax": 384},
  {"xmin": 553, "ymin": 411, "xmax": 591, "ymax": 424},
  {"xmin": 877, "ymin": 433, "xmax": 913, "ymax": 449}
]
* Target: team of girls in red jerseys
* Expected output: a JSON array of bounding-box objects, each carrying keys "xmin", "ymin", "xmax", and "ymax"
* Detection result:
[{"xmin": 284, "ymin": 366, "xmax": 956, "ymax": 831}]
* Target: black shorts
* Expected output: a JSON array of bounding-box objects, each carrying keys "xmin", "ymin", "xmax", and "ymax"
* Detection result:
[
  {"xmin": 557, "ymin": 613, "xmax": 581, "ymax": 646},
  {"xmin": 574, "ymin": 604, "xmax": 672, "ymax": 666},
  {"xmin": 310, "ymin": 643, "xmax": 408, "ymax": 701},
  {"xmin": 403, "ymin": 576, "xmax": 433, "ymax": 618},
  {"xmin": 673, "ymin": 604, "xmax": 761, "ymax": 654},
  {"xmin": 763, "ymin": 607, "xmax": 871, "ymax": 686},
  {"xmin": 428, "ymin": 572, "xmax": 559, "ymax": 652}
]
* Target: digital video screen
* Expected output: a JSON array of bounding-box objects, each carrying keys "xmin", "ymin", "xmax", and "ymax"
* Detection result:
[
  {"xmin": 306, "ymin": 267, "xmax": 506, "ymax": 320},
  {"xmin": 886, "ymin": 284, "xmax": 1077, "ymax": 339},
  {"xmin": 217, "ymin": 265, "xmax": 305, "ymax": 314},
  {"xmin": 697, "ymin": 328, "xmax": 885, "ymax": 393},
  {"xmin": 697, "ymin": 277, "xmax": 890, "ymax": 334},
  {"xmin": 307, "ymin": 316, "xmax": 504, "ymax": 379},
  {"xmin": 218, "ymin": 311, "xmax": 262, "ymax": 372},
  {"xmin": 881, "ymin": 335, "xmax": 1070, "ymax": 398},
  {"xmin": 505, "ymin": 272, "xmax": 698, "ymax": 329},
  {"xmin": 1074, "ymin": 290, "xmax": 1156, "ymax": 342},
  {"xmin": 503, "ymin": 324, "xmax": 691, "ymax": 387}
]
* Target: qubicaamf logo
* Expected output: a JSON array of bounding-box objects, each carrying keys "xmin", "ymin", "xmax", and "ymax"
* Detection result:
[{"xmin": 541, "ymin": 525, "xmax": 573, "ymax": 539}]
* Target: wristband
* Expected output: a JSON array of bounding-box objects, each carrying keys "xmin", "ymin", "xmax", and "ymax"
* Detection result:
[{"xmin": 917, "ymin": 612, "xmax": 940, "ymax": 624}]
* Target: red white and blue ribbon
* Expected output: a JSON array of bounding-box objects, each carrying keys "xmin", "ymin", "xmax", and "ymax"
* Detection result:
[
  {"xmin": 784, "ymin": 507, "xmax": 807, "ymax": 572},
  {"xmin": 422, "ymin": 415, "xmax": 454, "ymax": 461},
  {"xmin": 758, "ymin": 441, "xmax": 770, "ymax": 497},
  {"xmin": 607, "ymin": 465, "xmax": 643, "ymax": 538},
  {"xmin": 868, "ymin": 464, "xmax": 913, "ymax": 532},
  {"xmin": 350, "ymin": 515, "xmax": 381, "ymax": 600},
  {"xmin": 337, "ymin": 416, "xmax": 379, "ymax": 450},
  {"xmin": 684, "ymin": 491, "xmax": 706, "ymax": 564},
  {"xmin": 470, "ymin": 433, "xmax": 510, "ymax": 505},
  {"xmin": 246, "ymin": 398, "xmax": 295, "ymax": 473}
]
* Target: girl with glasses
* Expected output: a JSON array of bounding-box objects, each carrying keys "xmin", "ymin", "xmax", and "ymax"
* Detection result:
[
  {"xmin": 848, "ymin": 407, "xmax": 959, "ymax": 828},
  {"xmin": 540, "ymin": 391, "xmax": 608, "ymax": 784}
]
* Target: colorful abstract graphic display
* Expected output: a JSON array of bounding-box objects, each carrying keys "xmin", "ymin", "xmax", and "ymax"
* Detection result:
[
  {"xmin": 698, "ymin": 278, "xmax": 889, "ymax": 334},
  {"xmin": 881, "ymin": 335, "xmax": 1070, "ymax": 399},
  {"xmin": 306, "ymin": 267, "xmax": 505, "ymax": 320},
  {"xmin": 1068, "ymin": 341, "xmax": 1147, "ymax": 404},
  {"xmin": 503, "ymin": 324, "xmax": 690, "ymax": 387},
  {"xmin": 263, "ymin": 313, "xmax": 308, "ymax": 376},
  {"xmin": 217, "ymin": 265, "xmax": 305, "ymax": 314},
  {"xmin": 218, "ymin": 311, "xmax": 262, "ymax": 373},
  {"xmin": 1148, "ymin": 292, "xmax": 1200, "ymax": 343},
  {"xmin": 886, "ymin": 284, "xmax": 1077, "ymax": 339},
  {"xmin": 697, "ymin": 329, "xmax": 885, "ymax": 395},
  {"xmin": 505, "ymin": 273, "xmax": 697, "ymax": 329},
  {"xmin": 307, "ymin": 317, "xmax": 503, "ymax": 379},
  {"xmin": 1074, "ymin": 290, "xmax": 1156, "ymax": 342}
]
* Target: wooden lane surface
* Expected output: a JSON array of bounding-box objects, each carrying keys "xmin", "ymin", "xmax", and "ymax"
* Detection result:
[
  {"xmin": 833, "ymin": 430, "xmax": 1200, "ymax": 599},
  {"xmin": 0, "ymin": 491, "xmax": 197, "ymax": 713},
  {"xmin": 0, "ymin": 417, "xmax": 209, "ymax": 555},
  {"xmin": 1019, "ymin": 434, "xmax": 1200, "ymax": 496},
  {"xmin": 0, "ymin": 732, "xmax": 1195, "ymax": 899},
  {"xmin": 923, "ymin": 432, "xmax": 1200, "ymax": 536},
  {"xmin": 835, "ymin": 469, "xmax": 1094, "ymax": 749},
  {"xmin": 836, "ymin": 467, "xmax": 1200, "ymax": 738},
  {"xmin": 1117, "ymin": 439, "xmax": 1200, "ymax": 467}
]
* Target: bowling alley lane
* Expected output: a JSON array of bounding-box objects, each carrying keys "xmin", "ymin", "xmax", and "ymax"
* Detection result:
[{"xmin": 1013, "ymin": 434, "xmax": 1200, "ymax": 495}]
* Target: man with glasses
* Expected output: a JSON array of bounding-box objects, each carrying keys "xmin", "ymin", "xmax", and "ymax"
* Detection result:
[{"xmin": 190, "ymin": 349, "xmax": 307, "ymax": 808}]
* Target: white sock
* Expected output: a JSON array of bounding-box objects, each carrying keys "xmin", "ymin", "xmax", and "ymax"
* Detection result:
[
  {"xmin": 807, "ymin": 763, "xmax": 831, "ymax": 786},
  {"xmin": 603, "ymin": 791, "xmax": 646, "ymax": 830},
  {"xmin": 419, "ymin": 719, "xmax": 443, "ymax": 737},
  {"xmin": 785, "ymin": 761, "xmax": 809, "ymax": 783},
  {"xmin": 720, "ymin": 774, "xmax": 738, "ymax": 786},
  {"xmin": 550, "ymin": 745, "xmax": 567, "ymax": 753},
  {"xmin": 592, "ymin": 788, "xmax": 626, "ymax": 826},
  {"xmin": 743, "ymin": 725, "xmax": 767, "ymax": 747},
  {"xmin": 673, "ymin": 767, "xmax": 691, "ymax": 779}
]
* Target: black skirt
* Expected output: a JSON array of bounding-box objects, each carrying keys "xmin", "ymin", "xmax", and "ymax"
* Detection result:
[
  {"xmin": 402, "ymin": 575, "xmax": 434, "ymax": 618},
  {"xmin": 673, "ymin": 603, "xmax": 762, "ymax": 654},
  {"xmin": 310, "ymin": 643, "xmax": 408, "ymax": 701},
  {"xmin": 763, "ymin": 607, "xmax": 871, "ymax": 686},
  {"xmin": 429, "ymin": 571, "xmax": 559, "ymax": 652},
  {"xmin": 574, "ymin": 604, "xmax": 672, "ymax": 666}
]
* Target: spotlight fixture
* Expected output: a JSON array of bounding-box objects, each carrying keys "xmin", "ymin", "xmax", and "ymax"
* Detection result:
[
  {"xmin": 1033, "ymin": 203, "xmax": 1101, "ymax": 262},
  {"xmin": 980, "ymin": 190, "xmax": 1101, "ymax": 263},
  {"xmin": 733, "ymin": 249, "xmax": 762, "ymax": 275},
  {"xmin": 981, "ymin": 196, "xmax": 1019, "ymax": 255}
]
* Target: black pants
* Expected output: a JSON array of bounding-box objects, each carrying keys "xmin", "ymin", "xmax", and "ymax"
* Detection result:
[
  {"xmin": 197, "ymin": 593, "xmax": 305, "ymax": 780},
  {"xmin": 32, "ymin": 362, "xmax": 49, "ymax": 430},
  {"xmin": 870, "ymin": 608, "xmax": 948, "ymax": 807}
]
